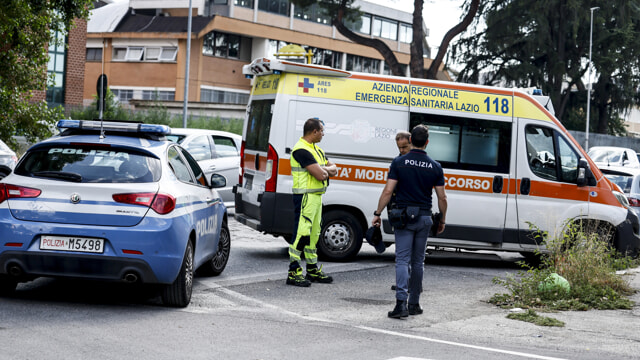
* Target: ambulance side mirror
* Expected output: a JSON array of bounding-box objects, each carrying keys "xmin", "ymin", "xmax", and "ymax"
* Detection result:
[{"xmin": 577, "ymin": 158, "xmax": 595, "ymax": 187}]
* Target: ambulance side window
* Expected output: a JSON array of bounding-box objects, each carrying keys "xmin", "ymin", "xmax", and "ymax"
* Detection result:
[
  {"xmin": 524, "ymin": 125, "xmax": 579, "ymax": 183},
  {"xmin": 409, "ymin": 113, "xmax": 511, "ymax": 174}
]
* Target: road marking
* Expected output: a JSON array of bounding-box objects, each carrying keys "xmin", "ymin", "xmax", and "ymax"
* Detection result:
[
  {"xmin": 357, "ymin": 326, "xmax": 568, "ymax": 360},
  {"xmin": 188, "ymin": 283, "xmax": 567, "ymax": 360}
]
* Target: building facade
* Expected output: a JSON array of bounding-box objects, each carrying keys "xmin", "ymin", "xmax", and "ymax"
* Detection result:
[{"xmin": 85, "ymin": 0, "xmax": 447, "ymax": 119}]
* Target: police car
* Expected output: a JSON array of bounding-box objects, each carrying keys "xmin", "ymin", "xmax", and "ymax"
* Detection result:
[{"xmin": 0, "ymin": 120, "xmax": 231, "ymax": 307}]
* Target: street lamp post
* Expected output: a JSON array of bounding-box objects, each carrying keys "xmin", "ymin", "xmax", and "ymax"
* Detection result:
[
  {"xmin": 182, "ymin": 0, "xmax": 193, "ymax": 128},
  {"xmin": 585, "ymin": 6, "xmax": 599, "ymax": 152}
]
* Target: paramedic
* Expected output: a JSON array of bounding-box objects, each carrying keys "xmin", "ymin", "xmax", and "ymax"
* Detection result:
[
  {"xmin": 372, "ymin": 124, "xmax": 447, "ymax": 318},
  {"xmin": 395, "ymin": 131, "xmax": 411, "ymax": 156},
  {"xmin": 288, "ymin": 118, "xmax": 337, "ymax": 287}
]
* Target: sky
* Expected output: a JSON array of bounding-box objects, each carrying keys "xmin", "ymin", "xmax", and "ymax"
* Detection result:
[{"xmin": 369, "ymin": 0, "xmax": 466, "ymax": 54}]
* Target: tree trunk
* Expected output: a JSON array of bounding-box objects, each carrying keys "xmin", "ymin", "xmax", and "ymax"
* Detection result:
[{"xmin": 409, "ymin": 0, "xmax": 424, "ymax": 78}]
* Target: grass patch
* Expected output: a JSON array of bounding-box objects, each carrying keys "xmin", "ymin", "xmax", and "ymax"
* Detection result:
[
  {"xmin": 491, "ymin": 220, "xmax": 639, "ymax": 325},
  {"xmin": 506, "ymin": 309, "xmax": 564, "ymax": 327}
]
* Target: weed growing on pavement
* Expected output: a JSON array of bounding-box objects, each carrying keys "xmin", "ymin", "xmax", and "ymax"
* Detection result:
[
  {"xmin": 506, "ymin": 309, "xmax": 565, "ymax": 327},
  {"xmin": 490, "ymin": 220, "xmax": 638, "ymax": 325}
]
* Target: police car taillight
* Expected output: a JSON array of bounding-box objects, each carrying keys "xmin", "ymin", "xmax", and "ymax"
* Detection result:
[
  {"xmin": 265, "ymin": 144, "xmax": 278, "ymax": 192},
  {"xmin": 0, "ymin": 184, "xmax": 41, "ymax": 204},
  {"xmin": 112, "ymin": 192, "xmax": 176, "ymax": 215}
]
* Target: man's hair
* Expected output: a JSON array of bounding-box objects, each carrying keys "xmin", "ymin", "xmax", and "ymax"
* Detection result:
[
  {"xmin": 303, "ymin": 118, "xmax": 323, "ymax": 135},
  {"xmin": 410, "ymin": 124, "xmax": 429, "ymax": 147},
  {"xmin": 395, "ymin": 131, "xmax": 410, "ymax": 142}
]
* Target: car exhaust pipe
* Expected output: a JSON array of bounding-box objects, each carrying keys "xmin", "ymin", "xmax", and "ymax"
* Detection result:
[
  {"xmin": 8, "ymin": 264, "xmax": 23, "ymax": 277},
  {"xmin": 123, "ymin": 272, "xmax": 139, "ymax": 283}
]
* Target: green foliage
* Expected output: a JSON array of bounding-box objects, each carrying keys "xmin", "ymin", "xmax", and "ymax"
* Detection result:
[
  {"xmin": 0, "ymin": 0, "xmax": 93, "ymax": 150},
  {"xmin": 68, "ymin": 92, "xmax": 243, "ymax": 135},
  {"xmin": 506, "ymin": 309, "xmax": 565, "ymax": 327},
  {"xmin": 454, "ymin": 0, "xmax": 640, "ymax": 135},
  {"xmin": 490, "ymin": 220, "xmax": 637, "ymax": 325}
]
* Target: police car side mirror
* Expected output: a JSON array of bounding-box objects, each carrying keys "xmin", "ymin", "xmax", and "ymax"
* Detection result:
[
  {"xmin": 210, "ymin": 173, "xmax": 226, "ymax": 189},
  {"xmin": 577, "ymin": 158, "xmax": 593, "ymax": 187}
]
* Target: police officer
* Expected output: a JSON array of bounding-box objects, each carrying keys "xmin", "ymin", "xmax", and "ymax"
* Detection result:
[
  {"xmin": 288, "ymin": 118, "xmax": 337, "ymax": 287},
  {"xmin": 372, "ymin": 124, "xmax": 447, "ymax": 318}
]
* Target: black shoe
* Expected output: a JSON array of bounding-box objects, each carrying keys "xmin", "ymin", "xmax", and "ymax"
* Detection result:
[
  {"xmin": 387, "ymin": 300, "xmax": 409, "ymax": 319},
  {"xmin": 408, "ymin": 303, "xmax": 423, "ymax": 315},
  {"xmin": 306, "ymin": 265, "xmax": 333, "ymax": 283},
  {"xmin": 286, "ymin": 268, "xmax": 311, "ymax": 287}
]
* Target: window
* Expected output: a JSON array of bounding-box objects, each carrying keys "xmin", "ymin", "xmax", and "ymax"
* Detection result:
[
  {"xmin": 200, "ymin": 88, "xmax": 250, "ymax": 104},
  {"xmin": 525, "ymin": 125, "xmax": 579, "ymax": 182},
  {"xmin": 245, "ymin": 99, "xmax": 275, "ymax": 152},
  {"xmin": 180, "ymin": 147, "xmax": 208, "ymax": 187},
  {"xmin": 234, "ymin": 0, "xmax": 253, "ymax": 8},
  {"xmin": 258, "ymin": 0, "xmax": 289, "ymax": 16},
  {"xmin": 372, "ymin": 17, "xmax": 398, "ymax": 40},
  {"xmin": 399, "ymin": 23, "xmax": 412, "ymax": 43},
  {"xmin": 113, "ymin": 46, "xmax": 177, "ymax": 62},
  {"xmin": 142, "ymin": 90, "xmax": 175, "ymax": 101},
  {"xmin": 307, "ymin": 47, "xmax": 342, "ymax": 68},
  {"xmin": 203, "ymin": 31, "xmax": 243, "ymax": 59},
  {"xmin": 126, "ymin": 47, "xmax": 144, "ymax": 61},
  {"xmin": 46, "ymin": 29, "xmax": 66, "ymax": 106},
  {"xmin": 212, "ymin": 136, "xmax": 239, "ymax": 158},
  {"xmin": 383, "ymin": 62, "xmax": 407, "ymax": 76},
  {"xmin": 410, "ymin": 113, "xmax": 512, "ymax": 173},
  {"xmin": 86, "ymin": 48, "xmax": 102, "ymax": 61},
  {"xmin": 168, "ymin": 146, "xmax": 195, "ymax": 184},
  {"xmin": 294, "ymin": 3, "xmax": 330, "ymax": 25},
  {"xmin": 112, "ymin": 89, "xmax": 133, "ymax": 102},
  {"xmin": 345, "ymin": 14, "xmax": 371, "ymax": 34},
  {"xmin": 183, "ymin": 135, "xmax": 213, "ymax": 161},
  {"xmin": 346, "ymin": 54, "xmax": 380, "ymax": 74}
]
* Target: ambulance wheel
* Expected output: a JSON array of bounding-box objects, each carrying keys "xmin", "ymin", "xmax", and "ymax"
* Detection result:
[
  {"xmin": 319, "ymin": 210, "xmax": 363, "ymax": 261},
  {"xmin": 162, "ymin": 241, "xmax": 194, "ymax": 308}
]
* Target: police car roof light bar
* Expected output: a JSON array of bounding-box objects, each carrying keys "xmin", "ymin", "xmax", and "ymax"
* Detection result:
[{"xmin": 57, "ymin": 120, "xmax": 171, "ymax": 135}]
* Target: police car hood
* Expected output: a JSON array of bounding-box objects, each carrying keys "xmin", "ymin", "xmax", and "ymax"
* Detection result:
[{"xmin": 6, "ymin": 179, "xmax": 158, "ymax": 226}]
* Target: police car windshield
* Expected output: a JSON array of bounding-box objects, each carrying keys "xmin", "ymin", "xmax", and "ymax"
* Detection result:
[{"xmin": 15, "ymin": 145, "xmax": 161, "ymax": 183}]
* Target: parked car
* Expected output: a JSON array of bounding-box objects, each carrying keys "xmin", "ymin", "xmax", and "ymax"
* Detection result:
[
  {"xmin": 0, "ymin": 139, "xmax": 18, "ymax": 179},
  {"xmin": 167, "ymin": 128, "xmax": 241, "ymax": 209},
  {"xmin": 587, "ymin": 146, "xmax": 640, "ymax": 168},
  {"xmin": 600, "ymin": 166, "xmax": 640, "ymax": 218},
  {"xmin": 0, "ymin": 120, "xmax": 231, "ymax": 307}
]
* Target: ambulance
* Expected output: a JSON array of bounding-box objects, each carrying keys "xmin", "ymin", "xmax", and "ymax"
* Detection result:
[{"xmin": 233, "ymin": 57, "xmax": 640, "ymax": 261}]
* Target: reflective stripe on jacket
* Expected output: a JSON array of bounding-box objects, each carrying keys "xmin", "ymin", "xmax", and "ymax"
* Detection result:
[{"xmin": 290, "ymin": 138, "xmax": 328, "ymax": 194}]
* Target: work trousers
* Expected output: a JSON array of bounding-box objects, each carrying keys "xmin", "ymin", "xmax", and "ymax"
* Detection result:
[
  {"xmin": 393, "ymin": 215, "xmax": 432, "ymax": 304},
  {"xmin": 289, "ymin": 192, "xmax": 322, "ymax": 266}
]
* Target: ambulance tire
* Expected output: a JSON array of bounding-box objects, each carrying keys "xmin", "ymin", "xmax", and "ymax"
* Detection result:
[
  {"xmin": 319, "ymin": 210, "xmax": 363, "ymax": 261},
  {"xmin": 162, "ymin": 241, "xmax": 194, "ymax": 308}
]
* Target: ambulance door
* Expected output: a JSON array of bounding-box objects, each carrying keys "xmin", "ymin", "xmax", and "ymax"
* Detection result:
[
  {"xmin": 410, "ymin": 112, "xmax": 512, "ymax": 245},
  {"xmin": 515, "ymin": 120, "xmax": 589, "ymax": 248}
]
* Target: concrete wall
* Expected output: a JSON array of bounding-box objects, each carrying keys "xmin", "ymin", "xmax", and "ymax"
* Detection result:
[{"xmin": 569, "ymin": 130, "xmax": 640, "ymax": 153}]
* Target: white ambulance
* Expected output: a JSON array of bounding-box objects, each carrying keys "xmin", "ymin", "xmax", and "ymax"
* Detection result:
[{"xmin": 233, "ymin": 57, "xmax": 640, "ymax": 261}]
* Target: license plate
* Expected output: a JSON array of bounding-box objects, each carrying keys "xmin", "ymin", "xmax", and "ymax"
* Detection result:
[{"xmin": 40, "ymin": 235, "xmax": 105, "ymax": 254}]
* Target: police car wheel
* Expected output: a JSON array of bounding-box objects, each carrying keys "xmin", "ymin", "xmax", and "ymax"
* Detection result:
[
  {"xmin": 162, "ymin": 241, "xmax": 194, "ymax": 308},
  {"xmin": 0, "ymin": 275, "xmax": 17, "ymax": 295},
  {"xmin": 200, "ymin": 222, "xmax": 230, "ymax": 276},
  {"xmin": 318, "ymin": 210, "xmax": 363, "ymax": 262}
]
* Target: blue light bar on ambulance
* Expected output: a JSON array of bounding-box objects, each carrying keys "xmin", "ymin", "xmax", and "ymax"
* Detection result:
[{"xmin": 57, "ymin": 120, "xmax": 171, "ymax": 135}]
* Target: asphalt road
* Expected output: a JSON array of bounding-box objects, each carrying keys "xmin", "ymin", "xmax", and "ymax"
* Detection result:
[{"xmin": 0, "ymin": 215, "xmax": 639, "ymax": 360}]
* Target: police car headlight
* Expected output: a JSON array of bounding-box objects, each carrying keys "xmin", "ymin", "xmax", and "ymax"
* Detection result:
[{"xmin": 613, "ymin": 190, "xmax": 630, "ymax": 209}]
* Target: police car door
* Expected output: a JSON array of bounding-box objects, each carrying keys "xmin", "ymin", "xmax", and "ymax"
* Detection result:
[{"xmin": 515, "ymin": 119, "xmax": 588, "ymax": 250}]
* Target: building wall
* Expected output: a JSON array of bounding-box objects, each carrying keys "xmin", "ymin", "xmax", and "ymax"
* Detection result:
[{"xmin": 65, "ymin": 18, "xmax": 87, "ymax": 106}]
